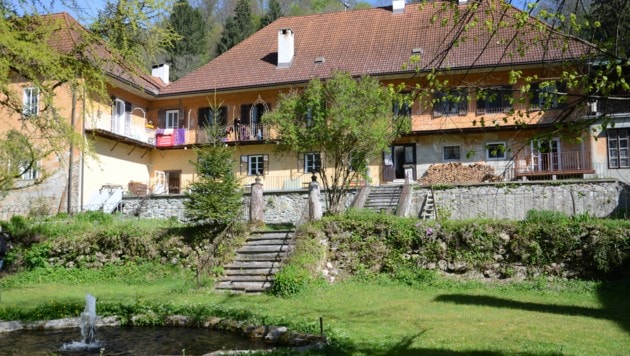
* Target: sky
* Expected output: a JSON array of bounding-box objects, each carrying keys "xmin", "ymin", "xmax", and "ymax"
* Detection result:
[{"xmin": 48, "ymin": 0, "xmax": 532, "ymax": 25}]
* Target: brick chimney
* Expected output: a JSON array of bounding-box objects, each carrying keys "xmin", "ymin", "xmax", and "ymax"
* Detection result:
[{"xmin": 278, "ymin": 28, "xmax": 294, "ymax": 68}]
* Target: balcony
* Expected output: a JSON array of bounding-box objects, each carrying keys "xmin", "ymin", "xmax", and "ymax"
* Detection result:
[
  {"xmin": 514, "ymin": 151, "xmax": 595, "ymax": 178},
  {"xmin": 86, "ymin": 114, "xmax": 155, "ymax": 145}
]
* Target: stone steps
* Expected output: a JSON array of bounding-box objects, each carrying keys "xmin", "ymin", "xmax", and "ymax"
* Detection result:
[
  {"xmin": 363, "ymin": 185, "xmax": 402, "ymax": 214},
  {"xmin": 216, "ymin": 230, "xmax": 294, "ymax": 294}
]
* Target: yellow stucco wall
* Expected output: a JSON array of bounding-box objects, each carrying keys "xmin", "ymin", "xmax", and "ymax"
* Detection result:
[{"xmin": 83, "ymin": 137, "xmax": 152, "ymax": 203}]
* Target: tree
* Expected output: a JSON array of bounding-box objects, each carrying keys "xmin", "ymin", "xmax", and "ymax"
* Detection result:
[
  {"xmin": 90, "ymin": 0, "xmax": 179, "ymax": 67},
  {"xmin": 217, "ymin": 0, "xmax": 254, "ymax": 55},
  {"xmin": 0, "ymin": 2, "xmax": 174, "ymax": 199},
  {"xmin": 167, "ymin": 0, "xmax": 207, "ymax": 80},
  {"xmin": 259, "ymin": 0, "xmax": 283, "ymax": 29},
  {"xmin": 589, "ymin": 0, "xmax": 630, "ymax": 58},
  {"xmin": 263, "ymin": 71, "xmax": 410, "ymax": 213},
  {"xmin": 185, "ymin": 110, "xmax": 243, "ymax": 225}
]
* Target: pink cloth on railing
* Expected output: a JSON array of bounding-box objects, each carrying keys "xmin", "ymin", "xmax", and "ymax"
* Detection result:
[{"xmin": 155, "ymin": 128, "xmax": 186, "ymax": 146}]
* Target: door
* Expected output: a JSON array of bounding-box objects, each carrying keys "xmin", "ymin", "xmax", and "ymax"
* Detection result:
[
  {"xmin": 153, "ymin": 171, "xmax": 166, "ymax": 194},
  {"xmin": 394, "ymin": 144, "xmax": 416, "ymax": 180},
  {"xmin": 532, "ymin": 139, "xmax": 560, "ymax": 172},
  {"xmin": 166, "ymin": 171, "xmax": 181, "ymax": 194},
  {"xmin": 384, "ymin": 144, "xmax": 416, "ymax": 182},
  {"xmin": 112, "ymin": 99, "xmax": 126, "ymax": 135}
]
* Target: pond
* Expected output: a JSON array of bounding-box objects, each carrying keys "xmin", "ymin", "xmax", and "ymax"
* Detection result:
[{"xmin": 0, "ymin": 326, "xmax": 268, "ymax": 355}]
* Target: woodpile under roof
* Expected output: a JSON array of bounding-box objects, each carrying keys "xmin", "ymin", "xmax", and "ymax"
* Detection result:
[{"xmin": 419, "ymin": 162, "xmax": 503, "ymax": 184}]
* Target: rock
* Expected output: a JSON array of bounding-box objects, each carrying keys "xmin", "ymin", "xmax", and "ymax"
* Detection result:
[
  {"xmin": 165, "ymin": 315, "xmax": 191, "ymax": 326},
  {"xmin": 264, "ymin": 326, "xmax": 288, "ymax": 343},
  {"xmin": 438, "ymin": 260, "xmax": 447, "ymax": 271}
]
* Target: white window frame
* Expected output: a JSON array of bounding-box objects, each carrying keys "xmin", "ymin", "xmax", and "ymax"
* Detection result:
[
  {"xmin": 248, "ymin": 155, "xmax": 265, "ymax": 176},
  {"xmin": 486, "ymin": 142, "xmax": 507, "ymax": 160},
  {"xmin": 23, "ymin": 87, "xmax": 39, "ymax": 117},
  {"xmin": 443, "ymin": 145, "xmax": 461, "ymax": 161},
  {"xmin": 19, "ymin": 160, "xmax": 39, "ymax": 180},
  {"xmin": 304, "ymin": 152, "xmax": 321, "ymax": 173},
  {"xmin": 165, "ymin": 110, "xmax": 179, "ymax": 129},
  {"xmin": 608, "ymin": 128, "xmax": 629, "ymax": 169}
]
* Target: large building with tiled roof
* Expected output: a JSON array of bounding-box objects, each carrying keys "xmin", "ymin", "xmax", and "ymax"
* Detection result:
[{"xmin": 2, "ymin": 0, "xmax": 628, "ymax": 217}]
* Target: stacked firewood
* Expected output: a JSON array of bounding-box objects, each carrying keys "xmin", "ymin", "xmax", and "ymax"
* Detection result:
[{"xmin": 419, "ymin": 162, "xmax": 503, "ymax": 184}]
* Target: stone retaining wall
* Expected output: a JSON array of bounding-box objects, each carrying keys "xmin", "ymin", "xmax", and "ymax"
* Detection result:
[
  {"xmin": 409, "ymin": 179, "xmax": 628, "ymax": 220},
  {"xmin": 122, "ymin": 189, "xmax": 356, "ymax": 224},
  {"xmin": 121, "ymin": 180, "xmax": 627, "ymax": 222}
]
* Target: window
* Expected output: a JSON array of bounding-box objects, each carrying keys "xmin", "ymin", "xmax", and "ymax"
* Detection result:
[
  {"xmin": 112, "ymin": 98, "xmax": 131, "ymax": 135},
  {"xmin": 486, "ymin": 142, "xmax": 507, "ymax": 159},
  {"xmin": 198, "ymin": 107, "xmax": 227, "ymax": 127},
  {"xmin": 304, "ymin": 152, "xmax": 322, "ymax": 173},
  {"xmin": 165, "ymin": 110, "xmax": 179, "ymax": 129},
  {"xmin": 241, "ymin": 154, "xmax": 268, "ymax": 176},
  {"xmin": 608, "ymin": 129, "xmax": 629, "ymax": 169},
  {"xmin": 476, "ymin": 86, "xmax": 512, "ymax": 115},
  {"xmin": 531, "ymin": 82, "xmax": 567, "ymax": 110},
  {"xmin": 393, "ymin": 98, "xmax": 412, "ymax": 117},
  {"xmin": 433, "ymin": 89, "xmax": 467, "ymax": 117},
  {"xmin": 19, "ymin": 160, "xmax": 38, "ymax": 180},
  {"xmin": 443, "ymin": 145, "xmax": 461, "ymax": 160},
  {"xmin": 23, "ymin": 87, "xmax": 39, "ymax": 117}
]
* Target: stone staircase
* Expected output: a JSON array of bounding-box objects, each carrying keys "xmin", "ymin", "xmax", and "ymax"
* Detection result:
[
  {"xmin": 215, "ymin": 230, "xmax": 294, "ymax": 293},
  {"xmin": 363, "ymin": 185, "xmax": 403, "ymax": 214}
]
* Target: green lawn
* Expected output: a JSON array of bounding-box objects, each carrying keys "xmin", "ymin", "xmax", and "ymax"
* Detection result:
[{"xmin": 0, "ymin": 269, "xmax": 628, "ymax": 355}]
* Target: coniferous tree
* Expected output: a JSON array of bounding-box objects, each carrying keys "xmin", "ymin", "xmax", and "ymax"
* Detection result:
[
  {"xmin": 217, "ymin": 0, "xmax": 254, "ymax": 55},
  {"xmin": 185, "ymin": 120, "xmax": 243, "ymax": 225},
  {"xmin": 259, "ymin": 0, "xmax": 283, "ymax": 29},
  {"xmin": 167, "ymin": 0, "xmax": 207, "ymax": 80}
]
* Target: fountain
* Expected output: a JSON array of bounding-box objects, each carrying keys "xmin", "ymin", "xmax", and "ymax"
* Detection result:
[{"xmin": 60, "ymin": 293, "xmax": 102, "ymax": 352}]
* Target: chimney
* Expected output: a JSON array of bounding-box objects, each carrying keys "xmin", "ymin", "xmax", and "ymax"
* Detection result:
[
  {"xmin": 459, "ymin": 0, "xmax": 469, "ymax": 5},
  {"xmin": 393, "ymin": 0, "xmax": 405, "ymax": 14},
  {"xmin": 152, "ymin": 63, "xmax": 170, "ymax": 84},
  {"xmin": 277, "ymin": 28, "xmax": 294, "ymax": 68}
]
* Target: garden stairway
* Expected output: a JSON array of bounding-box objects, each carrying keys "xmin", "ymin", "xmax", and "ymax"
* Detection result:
[
  {"xmin": 215, "ymin": 230, "xmax": 294, "ymax": 293},
  {"xmin": 363, "ymin": 185, "xmax": 403, "ymax": 214}
]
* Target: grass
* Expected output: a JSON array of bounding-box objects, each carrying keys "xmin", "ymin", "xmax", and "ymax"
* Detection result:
[{"xmin": 1, "ymin": 266, "xmax": 628, "ymax": 355}]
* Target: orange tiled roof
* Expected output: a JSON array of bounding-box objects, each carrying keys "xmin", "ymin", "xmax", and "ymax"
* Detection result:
[
  {"xmin": 162, "ymin": 1, "xmax": 593, "ymax": 96},
  {"xmin": 44, "ymin": 13, "xmax": 166, "ymax": 94}
]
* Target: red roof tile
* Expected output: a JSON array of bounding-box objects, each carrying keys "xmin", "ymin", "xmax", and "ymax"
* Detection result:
[
  {"xmin": 163, "ymin": 1, "xmax": 593, "ymax": 96},
  {"xmin": 43, "ymin": 13, "xmax": 165, "ymax": 94}
]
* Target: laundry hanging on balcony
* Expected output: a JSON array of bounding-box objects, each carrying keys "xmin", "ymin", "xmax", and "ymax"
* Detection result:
[{"xmin": 156, "ymin": 128, "xmax": 186, "ymax": 147}]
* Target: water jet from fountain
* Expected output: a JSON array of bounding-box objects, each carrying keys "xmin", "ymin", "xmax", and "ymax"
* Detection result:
[{"xmin": 61, "ymin": 293, "xmax": 102, "ymax": 352}]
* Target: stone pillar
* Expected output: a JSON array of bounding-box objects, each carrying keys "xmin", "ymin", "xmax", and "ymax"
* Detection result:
[
  {"xmin": 250, "ymin": 175, "xmax": 264, "ymax": 224},
  {"xmin": 309, "ymin": 174, "xmax": 322, "ymax": 221}
]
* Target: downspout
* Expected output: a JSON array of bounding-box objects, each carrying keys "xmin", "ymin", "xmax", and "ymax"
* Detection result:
[
  {"xmin": 67, "ymin": 86, "xmax": 76, "ymax": 214},
  {"xmin": 80, "ymin": 86, "xmax": 86, "ymax": 211}
]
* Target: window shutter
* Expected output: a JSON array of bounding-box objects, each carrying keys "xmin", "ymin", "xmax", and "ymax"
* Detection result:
[
  {"xmin": 198, "ymin": 108, "xmax": 208, "ymax": 128},
  {"xmin": 157, "ymin": 110, "xmax": 166, "ymax": 129},
  {"xmin": 297, "ymin": 153, "xmax": 304, "ymax": 173},
  {"xmin": 240, "ymin": 155, "xmax": 247, "ymax": 175},
  {"xmin": 179, "ymin": 109, "xmax": 186, "ymax": 128},
  {"xmin": 319, "ymin": 152, "xmax": 325, "ymax": 170},
  {"xmin": 219, "ymin": 107, "xmax": 228, "ymax": 126},
  {"xmin": 241, "ymin": 104, "xmax": 252, "ymax": 125},
  {"xmin": 263, "ymin": 154, "xmax": 269, "ymax": 175}
]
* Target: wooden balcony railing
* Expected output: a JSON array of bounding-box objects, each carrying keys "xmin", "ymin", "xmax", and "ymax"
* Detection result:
[{"xmin": 514, "ymin": 151, "xmax": 594, "ymax": 176}]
